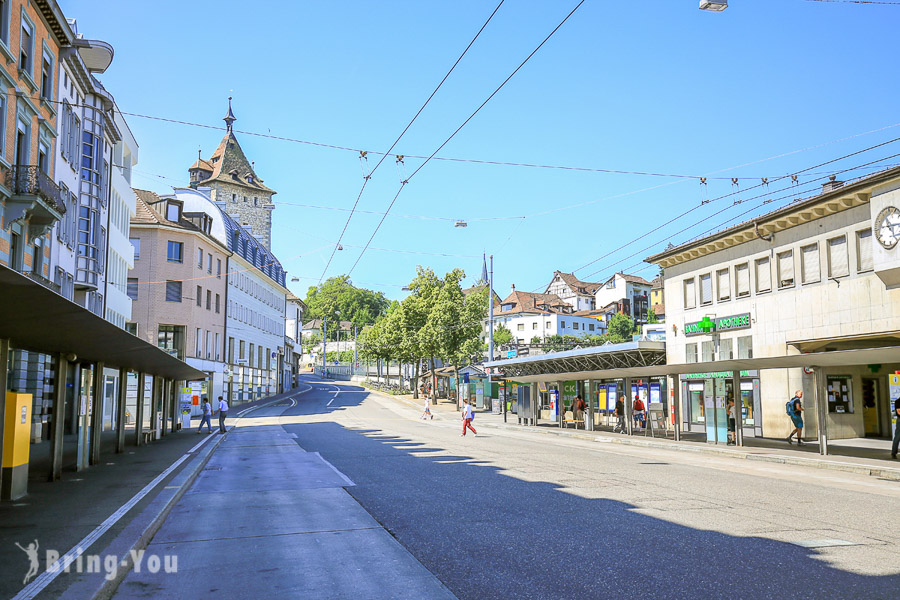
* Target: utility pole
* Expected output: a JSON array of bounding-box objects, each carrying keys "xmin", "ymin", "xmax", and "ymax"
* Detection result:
[
  {"xmin": 353, "ymin": 325, "xmax": 358, "ymax": 375},
  {"xmin": 322, "ymin": 317, "xmax": 327, "ymax": 376}
]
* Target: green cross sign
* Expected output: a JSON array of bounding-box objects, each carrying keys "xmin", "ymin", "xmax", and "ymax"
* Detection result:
[{"xmin": 698, "ymin": 316, "xmax": 715, "ymax": 332}]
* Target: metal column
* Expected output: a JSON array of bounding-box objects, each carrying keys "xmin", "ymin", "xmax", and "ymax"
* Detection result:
[
  {"xmin": 171, "ymin": 380, "xmax": 180, "ymax": 432},
  {"xmin": 669, "ymin": 374, "xmax": 681, "ymax": 442},
  {"xmin": 0, "ymin": 339, "xmax": 9, "ymax": 496},
  {"xmin": 149, "ymin": 376, "xmax": 158, "ymax": 441},
  {"xmin": 624, "ymin": 377, "xmax": 633, "ymax": 435},
  {"xmin": 732, "ymin": 370, "xmax": 743, "ymax": 447},
  {"xmin": 116, "ymin": 367, "xmax": 127, "ymax": 453},
  {"xmin": 586, "ymin": 381, "xmax": 594, "ymax": 431},
  {"xmin": 135, "ymin": 373, "xmax": 145, "ymax": 446},
  {"xmin": 48, "ymin": 353, "xmax": 68, "ymax": 481},
  {"xmin": 89, "ymin": 362, "xmax": 104, "ymax": 465},
  {"xmin": 814, "ymin": 367, "xmax": 829, "ymax": 456},
  {"xmin": 160, "ymin": 379, "xmax": 169, "ymax": 438}
]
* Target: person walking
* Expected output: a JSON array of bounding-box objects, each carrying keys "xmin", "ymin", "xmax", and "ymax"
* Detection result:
[
  {"xmin": 461, "ymin": 399, "xmax": 477, "ymax": 437},
  {"xmin": 891, "ymin": 394, "xmax": 900, "ymax": 459},
  {"xmin": 633, "ymin": 395, "xmax": 646, "ymax": 430},
  {"xmin": 726, "ymin": 398, "xmax": 736, "ymax": 446},
  {"xmin": 421, "ymin": 395, "xmax": 433, "ymax": 420},
  {"xmin": 217, "ymin": 395, "xmax": 229, "ymax": 433},
  {"xmin": 614, "ymin": 395, "xmax": 626, "ymax": 434},
  {"xmin": 786, "ymin": 390, "xmax": 804, "ymax": 445},
  {"xmin": 197, "ymin": 398, "xmax": 213, "ymax": 434}
]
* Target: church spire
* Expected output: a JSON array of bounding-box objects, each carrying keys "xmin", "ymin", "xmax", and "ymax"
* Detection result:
[
  {"xmin": 223, "ymin": 96, "xmax": 236, "ymax": 132},
  {"xmin": 479, "ymin": 253, "xmax": 489, "ymax": 285}
]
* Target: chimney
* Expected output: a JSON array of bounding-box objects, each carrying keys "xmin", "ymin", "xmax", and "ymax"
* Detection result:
[
  {"xmin": 511, "ymin": 283, "xmax": 516, "ymax": 292},
  {"xmin": 822, "ymin": 175, "xmax": 843, "ymax": 193}
]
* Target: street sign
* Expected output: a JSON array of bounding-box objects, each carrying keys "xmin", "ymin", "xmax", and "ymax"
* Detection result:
[{"xmin": 507, "ymin": 349, "xmax": 517, "ymax": 358}]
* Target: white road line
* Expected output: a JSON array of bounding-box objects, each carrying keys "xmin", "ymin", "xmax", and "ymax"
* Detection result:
[
  {"xmin": 13, "ymin": 453, "xmax": 191, "ymax": 600},
  {"xmin": 326, "ymin": 384, "xmax": 340, "ymax": 407},
  {"xmin": 187, "ymin": 432, "xmax": 217, "ymax": 454},
  {"xmin": 313, "ymin": 451, "xmax": 356, "ymax": 486}
]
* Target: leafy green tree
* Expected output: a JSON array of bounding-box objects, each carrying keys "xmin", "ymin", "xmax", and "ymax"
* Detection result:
[
  {"xmin": 492, "ymin": 323, "xmax": 513, "ymax": 347},
  {"xmin": 607, "ymin": 313, "xmax": 635, "ymax": 343},
  {"xmin": 647, "ymin": 308, "xmax": 659, "ymax": 324},
  {"xmin": 530, "ymin": 335, "xmax": 542, "ymax": 345},
  {"xmin": 304, "ymin": 275, "xmax": 389, "ymax": 339}
]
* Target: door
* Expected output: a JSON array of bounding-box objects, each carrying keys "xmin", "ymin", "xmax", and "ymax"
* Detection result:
[{"xmin": 862, "ymin": 378, "xmax": 881, "ymax": 437}]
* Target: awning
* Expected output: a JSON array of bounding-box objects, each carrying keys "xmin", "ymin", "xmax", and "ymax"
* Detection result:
[
  {"xmin": 0, "ymin": 264, "xmax": 205, "ymax": 380},
  {"xmin": 485, "ymin": 343, "xmax": 900, "ymax": 382},
  {"xmin": 485, "ymin": 340, "xmax": 666, "ymax": 379}
]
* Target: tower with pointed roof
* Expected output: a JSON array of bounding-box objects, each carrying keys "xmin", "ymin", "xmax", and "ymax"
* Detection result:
[{"xmin": 188, "ymin": 98, "xmax": 276, "ymax": 250}]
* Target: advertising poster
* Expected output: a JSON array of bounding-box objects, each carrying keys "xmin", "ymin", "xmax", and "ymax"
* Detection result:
[{"xmin": 889, "ymin": 374, "xmax": 900, "ymax": 438}]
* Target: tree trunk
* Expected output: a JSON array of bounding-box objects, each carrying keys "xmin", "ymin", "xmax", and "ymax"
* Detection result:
[
  {"xmin": 429, "ymin": 354, "xmax": 436, "ymax": 403},
  {"xmin": 413, "ymin": 360, "xmax": 419, "ymax": 399}
]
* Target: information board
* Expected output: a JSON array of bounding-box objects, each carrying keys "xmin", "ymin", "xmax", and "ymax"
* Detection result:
[{"xmin": 890, "ymin": 374, "xmax": 900, "ymax": 438}]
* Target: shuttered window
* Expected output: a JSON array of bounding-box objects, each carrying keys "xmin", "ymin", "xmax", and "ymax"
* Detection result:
[
  {"xmin": 699, "ymin": 273, "xmax": 712, "ymax": 305},
  {"xmin": 800, "ymin": 243, "xmax": 820, "ymax": 284},
  {"xmin": 684, "ymin": 278, "xmax": 696, "ymax": 309},
  {"xmin": 857, "ymin": 229, "xmax": 873, "ymax": 272},
  {"xmin": 717, "ymin": 269, "xmax": 730, "ymax": 301},
  {"xmin": 165, "ymin": 280, "xmax": 182, "ymax": 302},
  {"xmin": 828, "ymin": 235, "xmax": 849, "ymax": 278},
  {"xmin": 777, "ymin": 251, "xmax": 794, "ymax": 288},
  {"xmin": 755, "ymin": 257, "xmax": 771, "ymax": 293},
  {"xmin": 127, "ymin": 278, "xmax": 138, "ymax": 300},
  {"xmin": 735, "ymin": 263, "xmax": 750, "ymax": 297}
]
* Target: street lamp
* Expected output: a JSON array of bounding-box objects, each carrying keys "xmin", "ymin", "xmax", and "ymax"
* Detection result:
[{"xmin": 699, "ymin": 0, "xmax": 727, "ymax": 10}]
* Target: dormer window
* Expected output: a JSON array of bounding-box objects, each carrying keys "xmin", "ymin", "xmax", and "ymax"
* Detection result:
[
  {"xmin": 501, "ymin": 303, "xmax": 514, "ymax": 312},
  {"xmin": 247, "ymin": 175, "xmax": 254, "ymax": 184},
  {"xmin": 166, "ymin": 201, "xmax": 181, "ymax": 222}
]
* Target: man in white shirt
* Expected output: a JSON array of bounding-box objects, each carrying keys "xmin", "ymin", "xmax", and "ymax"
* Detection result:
[
  {"xmin": 461, "ymin": 399, "xmax": 477, "ymax": 437},
  {"xmin": 198, "ymin": 399, "xmax": 213, "ymax": 434},
  {"xmin": 217, "ymin": 396, "xmax": 229, "ymax": 433}
]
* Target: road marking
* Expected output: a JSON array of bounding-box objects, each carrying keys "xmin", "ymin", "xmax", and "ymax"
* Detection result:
[
  {"xmin": 187, "ymin": 433, "xmax": 217, "ymax": 454},
  {"xmin": 326, "ymin": 384, "xmax": 340, "ymax": 407},
  {"xmin": 313, "ymin": 451, "xmax": 356, "ymax": 486},
  {"xmin": 13, "ymin": 453, "xmax": 191, "ymax": 600}
]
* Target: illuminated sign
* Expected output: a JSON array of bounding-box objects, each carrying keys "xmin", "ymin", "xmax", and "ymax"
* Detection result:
[{"xmin": 684, "ymin": 313, "xmax": 751, "ymax": 337}]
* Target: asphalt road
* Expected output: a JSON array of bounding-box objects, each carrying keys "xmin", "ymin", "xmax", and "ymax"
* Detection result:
[{"xmin": 274, "ymin": 376, "xmax": 900, "ymax": 600}]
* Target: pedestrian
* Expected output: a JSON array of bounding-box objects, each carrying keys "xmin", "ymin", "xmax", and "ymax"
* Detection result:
[
  {"xmin": 726, "ymin": 398, "xmax": 736, "ymax": 445},
  {"xmin": 421, "ymin": 395, "xmax": 433, "ymax": 420},
  {"xmin": 892, "ymin": 394, "xmax": 900, "ymax": 459},
  {"xmin": 460, "ymin": 399, "xmax": 477, "ymax": 437},
  {"xmin": 786, "ymin": 390, "xmax": 804, "ymax": 445},
  {"xmin": 217, "ymin": 395, "xmax": 229, "ymax": 433},
  {"xmin": 197, "ymin": 398, "xmax": 213, "ymax": 434},
  {"xmin": 633, "ymin": 395, "xmax": 646, "ymax": 429},
  {"xmin": 614, "ymin": 395, "xmax": 627, "ymax": 434}
]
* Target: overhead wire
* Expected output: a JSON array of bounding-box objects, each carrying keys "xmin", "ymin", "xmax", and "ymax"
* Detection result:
[{"xmin": 347, "ymin": 0, "xmax": 587, "ymax": 276}]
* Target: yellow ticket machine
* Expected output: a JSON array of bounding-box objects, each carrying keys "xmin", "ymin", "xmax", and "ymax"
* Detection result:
[{"xmin": 2, "ymin": 392, "xmax": 32, "ymax": 500}]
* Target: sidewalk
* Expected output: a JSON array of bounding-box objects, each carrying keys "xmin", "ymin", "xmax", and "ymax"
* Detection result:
[{"xmin": 371, "ymin": 388, "xmax": 900, "ymax": 482}]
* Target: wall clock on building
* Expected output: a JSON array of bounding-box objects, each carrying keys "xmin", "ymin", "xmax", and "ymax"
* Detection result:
[{"xmin": 874, "ymin": 206, "xmax": 900, "ymax": 249}]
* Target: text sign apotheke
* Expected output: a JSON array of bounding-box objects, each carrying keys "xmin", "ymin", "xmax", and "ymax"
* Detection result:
[{"xmin": 684, "ymin": 313, "xmax": 751, "ymax": 337}]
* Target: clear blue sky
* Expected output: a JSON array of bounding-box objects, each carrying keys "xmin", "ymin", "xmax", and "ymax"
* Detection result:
[{"xmin": 60, "ymin": 0, "xmax": 900, "ymax": 301}]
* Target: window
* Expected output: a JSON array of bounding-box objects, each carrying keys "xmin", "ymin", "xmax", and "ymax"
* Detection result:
[
  {"xmin": 232, "ymin": 193, "xmax": 236, "ymax": 202},
  {"xmin": 683, "ymin": 278, "xmax": 696, "ymax": 309},
  {"xmin": 857, "ymin": 229, "xmax": 873, "ymax": 272},
  {"xmin": 737, "ymin": 335, "xmax": 753, "ymax": 359},
  {"xmin": 125, "ymin": 322, "xmax": 138, "ymax": 336},
  {"xmin": 719, "ymin": 338, "xmax": 734, "ymax": 360},
  {"xmin": 777, "ymin": 250, "xmax": 794, "ymax": 288},
  {"xmin": 206, "ymin": 289, "xmax": 212, "ymax": 310},
  {"xmin": 734, "ymin": 263, "xmax": 750, "ymax": 298},
  {"xmin": 239, "ymin": 340, "xmax": 245, "ymax": 360},
  {"xmin": 196, "ymin": 285, "xmax": 202, "ymax": 307},
  {"xmin": 258, "ymin": 346, "xmax": 264, "ymax": 370},
  {"xmin": 827, "ymin": 235, "xmax": 849, "ymax": 278},
  {"xmin": 165, "ymin": 281, "xmax": 182, "ymax": 302},
  {"xmin": 207, "ymin": 253, "xmax": 212, "ymax": 273},
  {"xmin": 699, "ymin": 273, "xmax": 712, "ymax": 305},
  {"xmin": 40, "ymin": 51, "xmax": 52, "ymax": 100},
  {"xmin": 501, "ymin": 303, "xmax": 512, "ymax": 312},
  {"xmin": 532, "ymin": 322, "xmax": 538, "ymax": 330},
  {"xmin": 0, "ymin": 0, "xmax": 10, "ymax": 47},
  {"xmin": 196, "ymin": 327, "xmax": 202, "ymax": 357},
  {"xmin": 32, "ymin": 236, "xmax": 43, "ymax": 275},
  {"xmin": 755, "ymin": 257, "xmax": 771, "ymax": 293},
  {"xmin": 166, "ymin": 201, "xmax": 180, "ymax": 222},
  {"xmin": 546, "ymin": 321, "xmax": 551, "ymax": 328},
  {"xmin": 206, "ymin": 331, "xmax": 212, "ymax": 359},
  {"xmin": 127, "ymin": 278, "xmax": 138, "ymax": 300},
  {"xmin": 701, "ymin": 341, "xmax": 715, "ymax": 362},
  {"xmin": 19, "ymin": 18, "xmax": 33, "ymax": 74},
  {"xmin": 249, "ymin": 343, "xmax": 255, "ymax": 367},
  {"xmin": 572, "ymin": 323, "xmax": 579, "ymax": 330},
  {"xmin": 517, "ymin": 323, "xmax": 524, "ymax": 331},
  {"xmin": 167, "ymin": 241, "xmax": 183, "ymax": 263},
  {"xmin": 130, "ymin": 237, "xmax": 141, "ymax": 259},
  {"xmin": 0, "ymin": 94, "xmax": 6, "ymax": 158},
  {"xmin": 589, "ymin": 324, "xmax": 595, "ymax": 331},
  {"xmin": 215, "ymin": 293, "xmax": 220, "ymax": 313},
  {"xmin": 686, "ymin": 343, "xmax": 698, "ymax": 364},
  {"xmin": 716, "ymin": 269, "xmax": 730, "ymax": 301},
  {"xmin": 197, "ymin": 247, "xmax": 203, "ymax": 268},
  {"xmin": 157, "ymin": 325, "xmax": 184, "ymax": 360},
  {"xmin": 560, "ymin": 321, "xmax": 566, "ymax": 328},
  {"xmin": 797, "ymin": 243, "xmax": 819, "ymax": 285},
  {"xmin": 217, "ymin": 258, "xmax": 222, "ymax": 278}
]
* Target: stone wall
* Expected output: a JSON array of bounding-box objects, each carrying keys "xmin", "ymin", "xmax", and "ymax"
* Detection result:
[{"xmin": 208, "ymin": 181, "xmax": 274, "ymax": 250}]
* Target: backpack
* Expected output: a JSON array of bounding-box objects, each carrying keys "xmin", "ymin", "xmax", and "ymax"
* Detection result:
[
  {"xmin": 469, "ymin": 409, "xmax": 474, "ymax": 421},
  {"xmin": 785, "ymin": 400, "xmax": 794, "ymax": 416},
  {"xmin": 634, "ymin": 399, "xmax": 644, "ymax": 411}
]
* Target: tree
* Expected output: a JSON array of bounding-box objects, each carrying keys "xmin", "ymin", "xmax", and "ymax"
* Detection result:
[
  {"xmin": 607, "ymin": 313, "xmax": 635, "ymax": 343},
  {"xmin": 493, "ymin": 323, "xmax": 513, "ymax": 348},
  {"xmin": 304, "ymin": 275, "xmax": 389, "ymax": 339},
  {"xmin": 647, "ymin": 308, "xmax": 659, "ymax": 324},
  {"xmin": 530, "ymin": 335, "xmax": 542, "ymax": 345}
]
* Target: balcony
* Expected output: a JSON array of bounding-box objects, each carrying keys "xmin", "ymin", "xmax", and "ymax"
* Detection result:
[
  {"xmin": 25, "ymin": 270, "xmax": 62, "ymax": 295},
  {"xmin": 4, "ymin": 165, "xmax": 65, "ymax": 236}
]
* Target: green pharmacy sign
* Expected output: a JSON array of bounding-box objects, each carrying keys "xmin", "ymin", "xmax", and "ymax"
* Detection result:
[{"xmin": 684, "ymin": 313, "xmax": 751, "ymax": 337}]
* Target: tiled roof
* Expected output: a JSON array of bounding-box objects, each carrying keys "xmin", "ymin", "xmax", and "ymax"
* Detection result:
[
  {"xmin": 132, "ymin": 189, "xmax": 201, "ymax": 232},
  {"xmin": 549, "ymin": 271, "xmax": 601, "ymax": 296},
  {"xmin": 650, "ymin": 276, "xmax": 663, "ymax": 289},
  {"xmin": 191, "ymin": 131, "xmax": 276, "ymax": 194},
  {"xmin": 652, "ymin": 302, "xmax": 665, "ymax": 316},
  {"xmin": 498, "ymin": 290, "xmax": 572, "ymax": 316},
  {"xmin": 599, "ymin": 272, "xmax": 652, "ymax": 288},
  {"xmin": 302, "ymin": 319, "xmax": 353, "ymax": 331}
]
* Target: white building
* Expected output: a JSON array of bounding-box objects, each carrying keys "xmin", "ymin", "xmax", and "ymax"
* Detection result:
[
  {"xmin": 647, "ymin": 168, "xmax": 900, "ymax": 442},
  {"xmin": 284, "ymin": 295, "xmax": 306, "ymax": 389},
  {"xmin": 491, "ymin": 287, "xmax": 608, "ymax": 346},
  {"xmin": 544, "ymin": 271, "xmax": 598, "ymax": 311},
  {"xmin": 105, "ymin": 108, "xmax": 138, "ymax": 328},
  {"xmin": 593, "ymin": 272, "xmax": 652, "ymax": 325}
]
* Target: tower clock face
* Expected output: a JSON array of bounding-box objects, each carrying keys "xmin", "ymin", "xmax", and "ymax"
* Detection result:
[{"xmin": 874, "ymin": 206, "xmax": 900, "ymax": 249}]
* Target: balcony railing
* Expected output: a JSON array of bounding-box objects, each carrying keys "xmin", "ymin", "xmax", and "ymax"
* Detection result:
[
  {"xmin": 25, "ymin": 270, "xmax": 62, "ymax": 294},
  {"xmin": 6, "ymin": 165, "xmax": 65, "ymax": 215}
]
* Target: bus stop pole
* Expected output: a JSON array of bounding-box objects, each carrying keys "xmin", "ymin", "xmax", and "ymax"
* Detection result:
[
  {"xmin": 669, "ymin": 373, "xmax": 681, "ymax": 442},
  {"xmin": 813, "ymin": 367, "xmax": 829, "ymax": 456},
  {"xmin": 732, "ymin": 371, "xmax": 743, "ymax": 447},
  {"xmin": 624, "ymin": 377, "xmax": 633, "ymax": 436}
]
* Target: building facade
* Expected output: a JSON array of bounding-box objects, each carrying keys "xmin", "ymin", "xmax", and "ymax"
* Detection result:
[
  {"xmin": 544, "ymin": 271, "xmax": 598, "ymax": 312},
  {"xmin": 492, "ymin": 287, "xmax": 608, "ymax": 346},
  {"xmin": 648, "ymin": 168, "xmax": 900, "ymax": 441},
  {"xmin": 593, "ymin": 272, "xmax": 652, "ymax": 325}
]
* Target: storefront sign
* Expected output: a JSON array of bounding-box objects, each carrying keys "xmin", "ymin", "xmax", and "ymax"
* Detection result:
[
  {"xmin": 683, "ymin": 370, "xmax": 752, "ymax": 380},
  {"xmin": 684, "ymin": 313, "xmax": 751, "ymax": 337}
]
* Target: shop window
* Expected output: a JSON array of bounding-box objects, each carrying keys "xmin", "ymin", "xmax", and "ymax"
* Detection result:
[
  {"xmin": 777, "ymin": 250, "xmax": 794, "ymax": 288},
  {"xmin": 719, "ymin": 338, "xmax": 733, "ymax": 360},
  {"xmin": 827, "ymin": 376, "xmax": 853, "ymax": 414},
  {"xmin": 699, "ymin": 273, "xmax": 712, "ymax": 305},
  {"xmin": 827, "ymin": 235, "xmax": 849, "ymax": 278},
  {"xmin": 685, "ymin": 343, "xmax": 698, "ymax": 363},
  {"xmin": 856, "ymin": 229, "xmax": 873, "ymax": 273},
  {"xmin": 755, "ymin": 257, "xmax": 771, "ymax": 293},
  {"xmin": 800, "ymin": 243, "xmax": 820, "ymax": 284},
  {"xmin": 735, "ymin": 263, "xmax": 750, "ymax": 298},
  {"xmin": 737, "ymin": 335, "xmax": 753, "ymax": 359},
  {"xmin": 716, "ymin": 268, "xmax": 730, "ymax": 301},
  {"xmin": 683, "ymin": 277, "xmax": 696, "ymax": 309}
]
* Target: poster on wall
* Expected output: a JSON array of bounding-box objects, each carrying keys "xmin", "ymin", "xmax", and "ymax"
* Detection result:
[{"xmin": 889, "ymin": 374, "xmax": 900, "ymax": 438}]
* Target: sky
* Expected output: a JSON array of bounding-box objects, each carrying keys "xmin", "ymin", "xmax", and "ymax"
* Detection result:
[{"xmin": 59, "ymin": 0, "xmax": 900, "ymax": 302}]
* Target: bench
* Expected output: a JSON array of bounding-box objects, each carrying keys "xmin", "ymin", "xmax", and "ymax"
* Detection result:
[{"xmin": 562, "ymin": 410, "xmax": 585, "ymax": 429}]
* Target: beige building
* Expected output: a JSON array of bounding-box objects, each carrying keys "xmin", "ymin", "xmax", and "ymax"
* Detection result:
[
  {"xmin": 648, "ymin": 167, "xmax": 900, "ymax": 442},
  {"xmin": 128, "ymin": 190, "xmax": 230, "ymax": 404}
]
